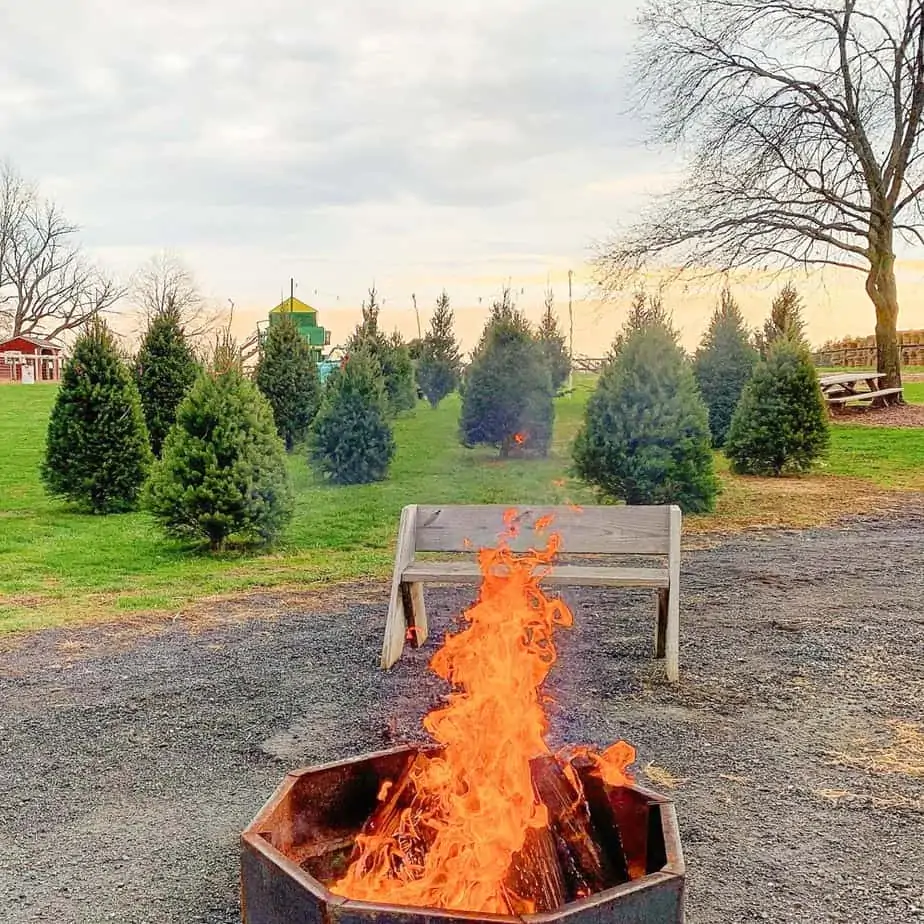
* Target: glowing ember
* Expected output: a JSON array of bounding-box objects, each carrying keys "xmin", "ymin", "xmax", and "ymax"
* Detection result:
[{"xmin": 332, "ymin": 511, "xmax": 636, "ymax": 915}]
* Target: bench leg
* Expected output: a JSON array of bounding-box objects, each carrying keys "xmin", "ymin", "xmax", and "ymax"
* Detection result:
[
  {"xmin": 381, "ymin": 587, "xmax": 408, "ymax": 669},
  {"xmin": 401, "ymin": 582, "xmax": 429, "ymax": 648},
  {"xmin": 664, "ymin": 585, "xmax": 680, "ymax": 683},
  {"xmin": 655, "ymin": 589, "xmax": 668, "ymax": 659}
]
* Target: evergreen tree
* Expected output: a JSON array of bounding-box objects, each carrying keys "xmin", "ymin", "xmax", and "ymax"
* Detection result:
[
  {"xmin": 611, "ymin": 288, "xmax": 674, "ymax": 356},
  {"xmin": 146, "ymin": 340, "xmax": 293, "ymax": 550},
  {"xmin": 725, "ymin": 338, "xmax": 830, "ymax": 476},
  {"xmin": 693, "ymin": 288, "xmax": 759, "ymax": 447},
  {"xmin": 346, "ymin": 286, "xmax": 417, "ymax": 414},
  {"xmin": 460, "ymin": 296, "xmax": 554, "ymax": 458},
  {"xmin": 537, "ymin": 287, "xmax": 571, "ymax": 394},
  {"xmin": 309, "ymin": 349, "xmax": 396, "ymax": 484},
  {"xmin": 134, "ymin": 307, "xmax": 199, "ymax": 456},
  {"xmin": 255, "ymin": 312, "xmax": 321, "ymax": 450},
  {"xmin": 573, "ymin": 315, "xmax": 718, "ymax": 513},
  {"xmin": 417, "ymin": 290, "xmax": 462, "ymax": 407},
  {"xmin": 42, "ymin": 320, "xmax": 152, "ymax": 514},
  {"xmin": 383, "ymin": 330, "xmax": 417, "ymax": 413},
  {"xmin": 756, "ymin": 282, "xmax": 808, "ymax": 356}
]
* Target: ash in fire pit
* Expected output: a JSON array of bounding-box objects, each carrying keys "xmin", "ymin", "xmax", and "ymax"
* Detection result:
[{"xmin": 242, "ymin": 511, "xmax": 685, "ymax": 923}]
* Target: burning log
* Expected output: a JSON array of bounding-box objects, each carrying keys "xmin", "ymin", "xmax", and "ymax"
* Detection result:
[
  {"xmin": 504, "ymin": 824, "xmax": 566, "ymax": 913},
  {"xmin": 531, "ymin": 754, "xmax": 630, "ymax": 898},
  {"xmin": 342, "ymin": 753, "xmax": 437, "ymax": 883}
]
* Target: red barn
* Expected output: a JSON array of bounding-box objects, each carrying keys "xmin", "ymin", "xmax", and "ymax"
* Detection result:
[{"xmin": 0, "ymin": 336, "xmax": 64, "ymax": 384}]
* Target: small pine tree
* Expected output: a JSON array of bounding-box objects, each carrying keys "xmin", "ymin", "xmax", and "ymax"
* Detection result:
[
  {"xmin": 417, "ymin": 290, "xmax": 462, "ymax": 407},
  {"xmin": 347, "ymin": 286, "xmax": 417, "ymax": 415},
  {"xmin": 537, "ymin": 287, "xmax": 571, "ymax": 394},
  {"xmin": 134, "ymin": 307, "xmax": 199, "ymax": 455},
  {"xmin": 573, "ymin": 316, "xmax": 718, "ymax": 513},
  {"xmin": 146, "ymin": 339, "xmax": 293, "ymax": 550},
  {"xmin": 255, "ymin": 312, "xmax": 321, "ymax": 450},
  {"xmin": 756, "ymin": 282, "xmax": 808, "ymax": 356},
  {"xmin": 725, "ymin": 338, "xmax": 830, "ymax": 476},
  {"xmin": 383, "ymin": 331, "xmax": 417, "ymax": 413},
  {"xmin": 693, "ymin": 288, "xmax": 759, "ymax": 447},
  {"xmin": 460, "ymin": 296, "xmax": 554, "ymax": 458},
  {"xmin": 42, "ymin": 319, "xmax": 152, "ymax": 513},
  {"xmin": 309, "ymin": 349, "xmax": 396, "ymax": 484}
]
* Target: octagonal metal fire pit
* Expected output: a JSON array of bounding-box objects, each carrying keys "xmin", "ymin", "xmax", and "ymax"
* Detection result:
[{"xmin": 241, "ymin": 746, "xmax": 685, "ymax": 924}]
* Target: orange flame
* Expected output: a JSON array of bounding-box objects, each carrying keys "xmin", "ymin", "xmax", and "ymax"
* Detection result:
[
  {"xmin": 332, "ymin": 516, "xmax": 635, "ymax": 915},
  {"xmin": 513, "ymin": 431, "xmax": 527, "ymax": 445}
]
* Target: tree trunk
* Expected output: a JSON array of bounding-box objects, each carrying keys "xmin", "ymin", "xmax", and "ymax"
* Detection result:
[{"xmin": 865, "ymin": 245, "xmax": 903, "ymax": 399}]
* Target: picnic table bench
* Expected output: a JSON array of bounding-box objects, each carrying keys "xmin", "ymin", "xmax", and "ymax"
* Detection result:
[
  {"xmin": 381, "ymin": 503, "xmax": 683, "ymax": 681},
  {"xmin": 819, "ymin": 371, "xmax": 903, "ymax": 406}
]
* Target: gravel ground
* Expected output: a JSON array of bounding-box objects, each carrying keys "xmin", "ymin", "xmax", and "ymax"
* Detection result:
[{"xmin": 2, "ymin": 511, "xmax": 923, "ymax": 924}]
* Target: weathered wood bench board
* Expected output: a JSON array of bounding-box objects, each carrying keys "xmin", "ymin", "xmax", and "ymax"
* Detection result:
[
  {"xmin": 826, "ymin": 386, "xmax": 903, "ymax": 405},
  {"xmin": 381, "ymin": 504, "xmax": 682, "ymax": 681}
]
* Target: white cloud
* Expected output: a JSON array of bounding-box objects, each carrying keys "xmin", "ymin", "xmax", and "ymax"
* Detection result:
[{"xmin": 2, "ymin": 0, "xmax": 660, "ymax": 319}]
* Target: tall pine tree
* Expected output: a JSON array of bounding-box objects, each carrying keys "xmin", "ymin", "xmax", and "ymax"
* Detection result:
[
  {"xmin": 693, "ymin": 288, "xmax": 759, "ymax": 446},
  {"xmin": 417, "ymin": 290, "xmax": 462, "ymax": 407},
  {"xmin": 255, "ymin": 312, "xmax": 321, "ymax": 450},
  {"xmin": 42, "ymin": 319, "xmax": 152, "ymax": 513},
  {"xmin": 134, "ymin": 307, "xmax": 199, "ymax": 455},
  {"xmin": 147, "ymin": 338, "xmax": 293, "ymax": 550},
  {"xmin": 346, "ymin": 286, "xmax": 416, "ymax": 414},
  {"xmin": 756, "ymin": 282, "xmax": 808, "ymax": 356},
  {"xmin": 460, "ymin": 295, "xmax": 554, "ymax": 458},
  {"xmin": 537, "ymin": 287, "xmax": 571, "ymax": 394}
]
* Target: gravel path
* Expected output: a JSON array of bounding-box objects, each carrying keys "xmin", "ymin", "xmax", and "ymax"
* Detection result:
[{"xmin": 2, "ymin": 511, "xmax": 923, "ymax": 924}]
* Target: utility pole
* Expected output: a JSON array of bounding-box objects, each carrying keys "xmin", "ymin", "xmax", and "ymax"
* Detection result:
[
  {"xmin": 412, "ymin": 293, "xmax": 421, "ymax": 339},
  {"xmin": 568, "ymin": 269, "xmax": 574, "ymax": 394},
  {"xmin": 289, "ymin": 277, "xmax": 295, "ymax": 313}
]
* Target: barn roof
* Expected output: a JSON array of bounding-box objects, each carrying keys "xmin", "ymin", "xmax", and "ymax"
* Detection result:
[{"xmin": 0, "ymin": 335, "xmax": 64, "ymax": 351}]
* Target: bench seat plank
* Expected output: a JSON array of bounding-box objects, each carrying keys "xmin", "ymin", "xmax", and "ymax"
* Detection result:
[
  {"xmin": 826, "ymin": 387, "xmax": 903, "ymax": 405},
  {"xmin": 403, "ymin": 560, "xmax": 669, "ymax": 589}
]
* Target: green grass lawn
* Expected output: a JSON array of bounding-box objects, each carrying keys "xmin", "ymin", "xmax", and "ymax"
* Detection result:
[
  {"xmin": 903, "ymin": 381, "xmax": 924, "ymax": 403},
  {"xmin": 1, "ymin": 378, "xmax": 922, "ymax": 633}
]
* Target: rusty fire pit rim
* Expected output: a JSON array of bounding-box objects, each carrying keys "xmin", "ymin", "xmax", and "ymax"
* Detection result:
[
  {"xmin": 520, "ymin": 871, "xmax": 681, "ymax": 923},
  {"xmin": 242, "ymin": 829, "xmax": 348, "ymax": 907},
  {"xmin": 240, "ymin": 745, "xmax": 419, "ymax": 842},
  {"xmin": 243, "ymin": 746, "xmax": 684, "ymax": 921}
]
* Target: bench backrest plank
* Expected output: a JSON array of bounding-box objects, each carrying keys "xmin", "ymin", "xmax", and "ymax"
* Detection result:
[{"xmin": 414, "ymin": 504, "xmax": 673, "ymax": 556}]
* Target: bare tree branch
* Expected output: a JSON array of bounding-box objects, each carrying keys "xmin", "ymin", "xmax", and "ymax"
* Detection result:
[
  {"xmin": 596, "ymin": 0, "xmax": 924, "ymax": 389},
  {"xmin": 129, "ymin": 251, "xmax": 222, "ymax": 343},
  {"xmin": 0, "ymin": 163, "xmax": 124, "ymax": 341}
]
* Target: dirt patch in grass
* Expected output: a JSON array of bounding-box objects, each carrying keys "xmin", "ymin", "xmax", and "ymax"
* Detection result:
[
  {"xmin": 687, "ymin": 474, "xmax": 905, "ymax": 533},
  {"xmin": 831, "ymin": 402, "xmax": 924, "ymax": 427}
]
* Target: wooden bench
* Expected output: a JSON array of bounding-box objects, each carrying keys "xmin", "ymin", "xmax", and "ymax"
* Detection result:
[
  {"xmin": 818, "ymin": 372, "xmax": 903, "ymax": 407},
  {"xmin": 826, "ymin": 387, "xmax": 903, "ymax": 405},
  {"xmin": 381, "ymin": 504, "xmax": 683, "ymax": 681}
]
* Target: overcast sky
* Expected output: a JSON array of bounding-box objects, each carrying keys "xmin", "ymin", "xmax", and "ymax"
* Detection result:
[{"xmin": 1, "ymin": 0, "xmax": 684, "ymax": 319}]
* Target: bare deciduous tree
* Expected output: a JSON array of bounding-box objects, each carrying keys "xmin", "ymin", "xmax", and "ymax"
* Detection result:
[
  {"xmin": 595, "ymin": 0, "xmax": 924, "ymax": 393},
  {"xmin": 0, "ymin": 163, "xmax": 122, "ymax": 341},
  {"xmin": 130, "ymin": 252, "xmax": 221, "ymax": 343}
]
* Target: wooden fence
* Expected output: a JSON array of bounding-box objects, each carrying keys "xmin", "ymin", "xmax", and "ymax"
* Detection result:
[
  {"xmin": 811, "ymin": 344, "xmax": 924, "ymax": 368},
  {"xmin": 571, "ymin": 356, "xmax": 609, "ymax": 373}
]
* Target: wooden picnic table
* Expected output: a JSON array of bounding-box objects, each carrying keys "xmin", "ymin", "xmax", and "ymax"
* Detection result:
[{"xmin": 818, "ymin": 371, "xmax": 902, "ymax": 407}]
